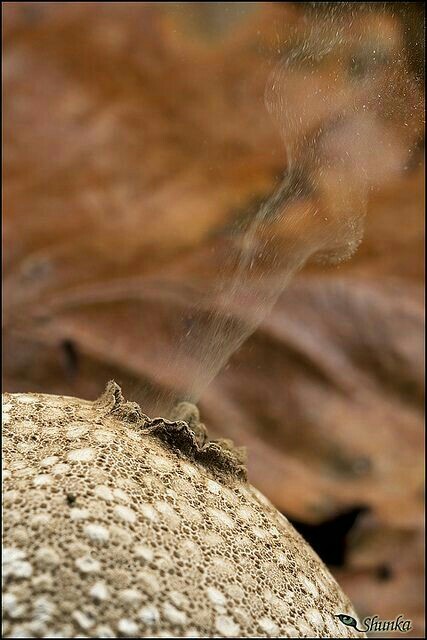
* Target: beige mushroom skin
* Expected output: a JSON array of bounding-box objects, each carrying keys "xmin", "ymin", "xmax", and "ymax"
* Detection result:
[{"xmin": 2, "ymin": 381, "xmax": 365, "ymax": 638}]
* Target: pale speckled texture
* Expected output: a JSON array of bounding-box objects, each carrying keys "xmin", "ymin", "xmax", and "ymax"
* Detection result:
[{"xmin": 2, "ymin": 382, "xmax": 365, "ymax": 638}]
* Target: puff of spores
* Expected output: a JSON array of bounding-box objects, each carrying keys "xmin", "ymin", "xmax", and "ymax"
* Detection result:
[{"xmin": 2, "ymin": 381, "xmax": 365, "ymax": 638}]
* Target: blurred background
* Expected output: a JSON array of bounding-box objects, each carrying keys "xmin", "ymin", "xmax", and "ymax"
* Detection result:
[{"xmin": 2, "ymin": 2, "xmax": 425, "ymax": 636}]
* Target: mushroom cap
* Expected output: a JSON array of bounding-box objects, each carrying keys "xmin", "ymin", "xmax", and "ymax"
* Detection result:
[{"xmin": 2, "ymin": 382, "xmax": 364, "ymax": 638}]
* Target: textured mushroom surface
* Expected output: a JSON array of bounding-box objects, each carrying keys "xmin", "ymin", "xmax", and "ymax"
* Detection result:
[{"xmin": 2, "ymin": 382, "xmax": 364, "ymax": 638}]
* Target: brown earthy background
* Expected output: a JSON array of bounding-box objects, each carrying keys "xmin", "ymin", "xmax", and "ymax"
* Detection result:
[{"xmin": 2, "ymin": 2, "xmax": 425, "ymax": 637}]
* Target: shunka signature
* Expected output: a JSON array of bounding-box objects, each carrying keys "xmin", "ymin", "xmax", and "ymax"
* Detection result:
[{"xmin": 335, "ymin": 613, "xmax": 412, "ymax": 634}]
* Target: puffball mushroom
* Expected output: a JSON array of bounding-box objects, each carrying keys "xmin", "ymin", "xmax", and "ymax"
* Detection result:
[{"xmin": 2, "ymin": 381, "xmax": 365, "ymax": 638}]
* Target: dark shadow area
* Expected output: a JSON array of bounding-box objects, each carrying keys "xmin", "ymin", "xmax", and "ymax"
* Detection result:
[
  {"xmin": 60, "ymin": 339, "xmax": 79, "ymax": 379},
  {"xmin": 288, "ymin": 506, "xmax": 369, "ymax": 567}
]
